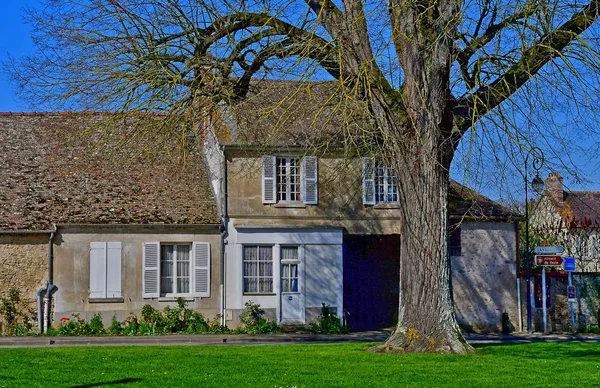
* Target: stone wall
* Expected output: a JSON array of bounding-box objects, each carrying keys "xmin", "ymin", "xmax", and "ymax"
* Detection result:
[
  {"xmin": 452, "ymin": 222, "xmax": 519, "ymax": 332},
  {"xmin": 0, "ymin": 234, "xmax": 48, "ymax": 301}
]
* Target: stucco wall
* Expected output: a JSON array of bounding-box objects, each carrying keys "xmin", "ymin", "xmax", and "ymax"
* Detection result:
[
  {"xmin": 0, "ymin": 234, "xmax": 48, "ymax": 303},
  {"xmin": 53, "ymin": 226, "xmax": 222, "ymax": 324},
  {"xmin": 452, "ymin": 222, "xmax": 519, "ymax": 332},
  {"xmin": 226, "ymin": 155, "xmax": 402, "ymax": 235}
]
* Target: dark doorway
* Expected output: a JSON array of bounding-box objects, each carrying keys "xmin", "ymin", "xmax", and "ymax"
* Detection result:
[{"xmin": 343, "ymin": 234, "xmax": 400, "ymax": 331}]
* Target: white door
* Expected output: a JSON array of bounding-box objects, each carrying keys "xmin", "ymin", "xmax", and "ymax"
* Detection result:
[{"xmin": 280, "ymin": 246, "xmax": 303, "ymax": 323}]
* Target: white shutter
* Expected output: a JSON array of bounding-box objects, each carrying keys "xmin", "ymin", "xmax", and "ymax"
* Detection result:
[
  {"xmin": 193, "ymin": 242, "xmax": 211, "ymax": 297},
  {"xmin": 262, "ymin": 155, "xmax": 277, "ymax": 204},
  {"xmin": 106, "ymin": 242, "xmax": 122, "ymax": 298},
  {"xmin": 89, "ymin": 242, "xmax": 107, "ymax": 299},
  {"xmin": 143, "ymin": 242, "xmax": 160, "ymax": 298},
  {"xmin": 362, "ymin": 157, "xmax": 376, "ymax": 205},
  {"xmin": 302, "ymin": 156, "xmax": 318, "ymax": 204}
]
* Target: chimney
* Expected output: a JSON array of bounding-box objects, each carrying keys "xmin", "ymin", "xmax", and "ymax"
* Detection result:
[{"xmin": 545, "ymin": 172, "xmax": 564, "ymax": 205}]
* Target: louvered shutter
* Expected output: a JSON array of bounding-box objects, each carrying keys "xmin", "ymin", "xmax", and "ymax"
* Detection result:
[
  {"xmin": 262, "ymin": 155, "xmax": 277, "ymax": 203},
  {"xmin": 193, "ymin": 242, "xmax": 211, "ymax": 297},
  {"xmin": 89, "ymin": 242, "xmax": 107, "ymax": 298},
  {"xmin": 362, "ymin": 157, "xmax": 376, "ymax": 205},
  {"xmin": 143, "ymin": 242, "xmax": 160, "ymax": 298},
  {"xmin": 302, "ymin": 156, "xmax": 318, "ymax": 204},
  {"xmin": 106, "ymin": 242, "xmax": 122, "ymax": 298}
]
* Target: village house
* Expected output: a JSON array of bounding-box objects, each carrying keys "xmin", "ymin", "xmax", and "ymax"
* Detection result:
[{"xmin": 1, "ymin": 85, "xmax": 521, "ymax": 332}]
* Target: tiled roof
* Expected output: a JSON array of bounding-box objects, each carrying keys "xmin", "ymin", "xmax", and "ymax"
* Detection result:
[
  {"xmin": 0, "ymin": 113, "xmax": 219, "ymax": 230},
  {"xmin": 228, "ymin": 79, "xmax": 367, "ymax": 146},
  {"xmin": 448, "ymin": 180, "xmax": 518, "ymax": 220},
  {"xmin": 562, "ymin": 191, "xmax": 600, "ymax": 227}
]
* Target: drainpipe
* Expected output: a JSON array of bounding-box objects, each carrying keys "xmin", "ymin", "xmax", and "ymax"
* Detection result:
[
  {"xmin": 44, "ymin": 226, "xmax": 57, "ymax": 332},
  {"xmin": 36, "ymin": 282, "xmax": 47, "ymax": 333},
  {"xmin": 220, "ymin": 145, "xmax": 229, "ymax": 326}
]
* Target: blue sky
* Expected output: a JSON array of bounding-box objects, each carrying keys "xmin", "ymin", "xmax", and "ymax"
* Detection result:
[
  {"xmin": 0, "ymin": 2, "xmax": 35, "ymax": 112},
  {"xmin": 1, "ymin": 1, "xmax": 599, "ymax": 200}
]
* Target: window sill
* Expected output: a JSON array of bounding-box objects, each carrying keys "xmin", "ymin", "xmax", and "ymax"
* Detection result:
[
  {"xmin": 243, "ymin": 293, "xmax": 276, "ymax": 296},
  {"xmin": 88, "ymin": 297, "xmax": 124, "ymax": 304},
  {"xmin": 157, "ymin": 297, "xmax": 194, "ymax": 302},
  {"xmin": 274, "ymin": 202, "xmax": 306, "ymax": 208},
  {"xmin": 372, "ymin": 203, "xmax": 400, "ymax": 209}
]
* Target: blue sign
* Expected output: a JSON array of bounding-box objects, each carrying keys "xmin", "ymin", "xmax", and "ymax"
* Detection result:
[
  {"xmin": 567, "ymin": 285, "xmax": 576, "ymax": 302},
  {"xmin": 564, "ymin": 257, "xmax": 576, "ymax": 272}
]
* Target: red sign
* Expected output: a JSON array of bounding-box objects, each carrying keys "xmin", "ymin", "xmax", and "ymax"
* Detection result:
[{"xmin": 535, "ymin": 255, "xmax": 563, "ymax": 266}]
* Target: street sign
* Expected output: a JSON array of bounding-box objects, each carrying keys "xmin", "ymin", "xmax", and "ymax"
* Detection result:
[
  {"xmin": 564, "ymin": 257, "xmax": 576, "ymax": 272},
  {"xmin": 535, "ymin": 255, "xmax": 563, "ymax": 266},
  {"xmin": 567, "ymin": 285, "xmax": 576, "ymax": 302},
  {"xmin": 535, "ymin": 246, "xmax": 565, "ymax": 254}
]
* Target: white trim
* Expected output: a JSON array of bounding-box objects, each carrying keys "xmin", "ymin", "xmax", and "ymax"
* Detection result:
[{"xmin": 236, "ymin": 228, "xmax": 342, "ymax": 245}]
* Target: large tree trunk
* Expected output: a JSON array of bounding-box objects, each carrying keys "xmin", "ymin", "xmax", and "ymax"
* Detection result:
[{"xmin": 368, "ymin": 0, "xmax": 472, "ymax": 353}]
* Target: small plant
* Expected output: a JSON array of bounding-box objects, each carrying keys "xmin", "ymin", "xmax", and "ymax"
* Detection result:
[
  {"xmin": 109, "ymin": 315, "xmax": 123, "ymax": 335},
  {"xmin": 0, "ymin": 289, "xmax": 36, "ymax": 336},
  {"xmin": 88, "ymin": 313, "xmax": 106, "ymax": 335},
  {"xmin": 308, "ymin": 303, "xmax": 347, "ymax": 334},
  {"xmin": 238, "ymin": 301, "xmax": 279, "ymax": 334}
]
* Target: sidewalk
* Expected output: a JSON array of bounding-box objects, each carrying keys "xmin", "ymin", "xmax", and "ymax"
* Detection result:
[{"xmin": 0, "ymin": 331, "xmax": 599, "ymax": 348}]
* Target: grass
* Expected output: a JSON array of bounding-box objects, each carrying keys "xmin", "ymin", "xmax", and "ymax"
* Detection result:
[{"xmin": 0, "ymin": 342, "xmax": 599, "ymax": 387}]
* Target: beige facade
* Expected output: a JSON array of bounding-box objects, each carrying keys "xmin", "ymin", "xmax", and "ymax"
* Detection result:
[
  {"xmin": 53, "ymin": 225, "xmax": 222, "ymax": 324},
  {"xmin": 0, "ymin": 233, "xmax": 49, "ymax": 302},
  {"xmin": 226, "ymin": 154, "xmax": 402, "ymax": 234},
  {"xmin": 452, "ymin": 222, "xmax": 519, "ymax": 332}
]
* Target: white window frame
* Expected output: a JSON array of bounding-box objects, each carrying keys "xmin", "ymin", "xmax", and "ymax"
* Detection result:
[
  {"xmin": 243, "ymin": 245, "xmax": 274, "ymax": 294},
  {"xmin": 143, "ymin": 242, "xmax": 210, "ymax": 299},
  {"xmin": 277, "ymin": 157, "xmax": 301, "ymax": 202},
  {"xmin": 374, "ymin": 163, "xmax": 398, "ymax": 204},
  {"xmin": 262, "ymin": 155, "xmax": 318, "ymax": 205},
  {"xmin": 160, "ymin": 244, "xmax": 192, "ymax": 297},
  {"xmin": 280, "ymin": 246, "xmax": 300, "ymax": 293}
]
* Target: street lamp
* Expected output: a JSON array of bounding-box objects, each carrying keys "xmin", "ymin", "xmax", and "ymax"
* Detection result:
[{"xmin": 525, "ymin": 147, "xmax": 544, "ymax": 333}]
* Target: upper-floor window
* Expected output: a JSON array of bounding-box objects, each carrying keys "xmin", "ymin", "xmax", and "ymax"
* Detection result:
[
  {"xmin": 363, "ymin": 157, "xmax": 398, "ymax": 205},
  {"xmin": 262, "ymin": 155, "xmax": 318, "ymax": 205},
  {"xmin": 277, "ymin": 157, "xmax": 300, "ymax": 202},
  {"xmin": 375, "ymin": 164, "xmax": 398, "ymax": 203}
]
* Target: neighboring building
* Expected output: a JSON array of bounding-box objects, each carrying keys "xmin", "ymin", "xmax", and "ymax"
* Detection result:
[
  {"xmin": 531, "ymin": 172, "xmax": 600, "ymax": 330},
  {"xmin": 204, "ymin": 80, "xmax": 521, "ymax": 332},
  {"xmin": 0, "ymin": 113, "xmax": 222, "ymax": 329}
]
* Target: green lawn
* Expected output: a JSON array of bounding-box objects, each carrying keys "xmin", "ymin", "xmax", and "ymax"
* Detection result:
[{"xmin": 0, "ymin": 342, "xmax": 599, "ymax": 387}]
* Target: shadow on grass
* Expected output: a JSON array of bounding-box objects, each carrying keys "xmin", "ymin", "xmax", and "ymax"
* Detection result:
[
  {"xmin": 70, "ymin": 378, "xmax": 142, "ymax": 387},
  {"xmin": 473, "ymin": 342, "xmax": 600, "ymax": 359}
]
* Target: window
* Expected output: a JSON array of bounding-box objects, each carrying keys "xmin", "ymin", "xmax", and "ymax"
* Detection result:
[
  {"xmin": 160, "ymin": 244, "xmax": 190, "ymax": 296},
  {"xmin": 243, "ymin": 246, "xmax": 273, "ymax": 293},
  {"xmin": 143, "ymin": 242, "xmax": 210, "ymax": 298},
  {"xmin": 262, "ymin": 155, "xmax": 318, "ymax": 205},
  {"xmin": 281, "ymin": 246, "xmax": 299, "ymax": 293},
  {"xmin": 375, "ymin": 164, "xmax": 398, "ymax": 203},
  {"xmin": 89, "ymin": 242, "xmax": 122, "ymax": 300},
  {"xmin": 277, "ymin": 157, "xmax": 300, "ymax": 202},
  {"xmin": 363, "ymin": 158, "xmax": 398, "ymax": 205},
  {"xmin": 449, "ymin": 225, "xmax": 461, "ymax": 257}
]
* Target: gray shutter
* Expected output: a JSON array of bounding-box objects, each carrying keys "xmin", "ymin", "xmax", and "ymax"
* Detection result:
[
  {"xmin": 362, "ymin": 157, "xmax": 376, "ymax": 205},
  {"xmin": 143, "ymin": 242, "xmax": 160, "ymax": 298},
  {"xmin": 262, "ymin": 155, "xmax": 277, "ymax": 204},
  {"xmin": 89, "ymin": 242, "xmax": 107, "ymax": 299},
  {"xmin": 106, "ymin": 242, "xmax": 122, "ymax": 298},
  {"xmin": 193, "ymin": 242, "xmax": 211, "ymax": 297},
  {"xmin": 302, "ymin": 156, "xmax": 318, "ymax": 204}
]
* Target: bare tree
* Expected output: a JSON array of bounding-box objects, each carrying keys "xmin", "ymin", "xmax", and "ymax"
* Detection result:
[{"xmin": 7, "ymin": 0, "xmax": 600, "ymax": 353}]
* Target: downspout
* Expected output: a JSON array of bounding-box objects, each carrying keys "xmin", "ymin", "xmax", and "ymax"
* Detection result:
[
  {"xmin": 44, "ymin": 226, "xmax": 57, "ymax": 332},
  {"xmin": 36, "ymin": 283, "xmax": 47, "ymax": 333},
  {"xmin": 515, "ymin": 221, "xmax": 522, "ymax": 332},
  {"xmin": 220, "ymin": 145, "xmax": 229, "ymax": 326}
]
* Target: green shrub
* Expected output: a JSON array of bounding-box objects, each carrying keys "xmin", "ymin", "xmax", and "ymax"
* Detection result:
[
  {"xmin": 308, "ymin": 303, "xmax": 347, "ymax": 334},
  {"xmin": 238, "ymin": 301, "xmax": 279, "ymax": 334},
  {"xmin": 109, "ymin": 315, "xmax": 123, "ymax": 335}
]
